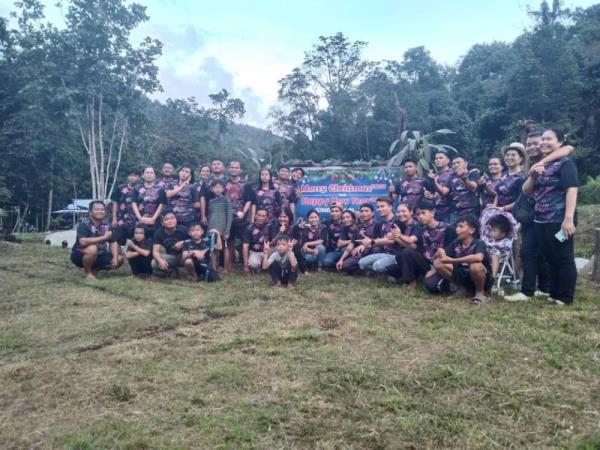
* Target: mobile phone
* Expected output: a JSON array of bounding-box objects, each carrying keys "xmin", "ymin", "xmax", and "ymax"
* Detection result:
[{"xmin": 554, "ymin": 229, "xmax": 568, "ymax": 242}]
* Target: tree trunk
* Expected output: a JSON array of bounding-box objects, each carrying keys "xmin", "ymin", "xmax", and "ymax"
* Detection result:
[{"xmin": 46, "ymin": 154, "xmax": 54, "ymax": 231}]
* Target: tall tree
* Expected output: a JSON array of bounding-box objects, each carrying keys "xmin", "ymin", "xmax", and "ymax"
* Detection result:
[
  {"xmin": 207, "ymin": 89, "xmax": 245, "ymax": 149},
  {"xmin": 56, "ymin": 0, "xmax": 162, "ymax": 200}
]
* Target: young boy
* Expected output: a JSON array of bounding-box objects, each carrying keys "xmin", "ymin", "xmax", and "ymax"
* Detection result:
[
  {"xmin": 125, "ymin": 224, "xmax": 153, "ymax": 277},
  {"xmin": 242, "ymin": 208, "xmax": 270, "ymax": 274},
  {"xmin": 433, "ymin": 215, "xmax": 494, "ymax": 304},
  {"xmin": 486, "ymin": 214, "xmax": 512, "ymax": 283},
  {"xmin": 207, "ymin": 179, "xmax": 233, "ymax": 272},
  {"xmin": 262, "ymin": 235, "xmax": 298, "ymax": 287},
  {"xmin": 182, "ymin": 223, "xmax": 222, "ymax": 282}
]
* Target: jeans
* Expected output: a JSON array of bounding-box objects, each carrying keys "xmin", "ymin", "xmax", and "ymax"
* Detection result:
[
  {"xmin": 358, "ymin": 253, "xmax": 397, "ymax": 273},
  {"xmin": 535, "ymin": 222, "xmax": 576, "ymax": 304},
  {"xmin": 323, "ymin": 249, "xmax": 343, "ymax": 268},
  {"xmin": 519, "ymin": 224, "xmax": 550, "ymax": 296},
  {"xmin": 303, "ymin": 244, "xmax": 326, "ymax": 268}
]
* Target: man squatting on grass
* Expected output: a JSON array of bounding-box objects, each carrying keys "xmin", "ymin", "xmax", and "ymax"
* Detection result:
[{"xmin": 73, "ymin": 144, "xmax": 578, "ymax": 305}]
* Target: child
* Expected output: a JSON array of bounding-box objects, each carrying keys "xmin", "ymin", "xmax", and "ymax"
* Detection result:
[
  {"xmin": 433, "ymin": 215, "xmax": 494, "ymax": 304},
  {"xmin": 207, "ymin": 179, "xmax": 233, "ymax": 272},
  {"xmin": 182, "ymin": 223, "xmax": 222, "ymax": 282},
  {"xmin": 125, "ymin": 224, "xmax": 153, "ymax": 277},
  {"xmin": 262, "ymin": 235, "xmax": 298, "ymax": 287},
  {"xmin": 486, "ymin": 214, "xmax": 512, "ymax": 284}
]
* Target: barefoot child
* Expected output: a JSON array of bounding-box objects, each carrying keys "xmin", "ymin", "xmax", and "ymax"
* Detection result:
[
  {"xmin": 125, "ymin": 224, "xmax": 153, "ymax": 277},
  {"xmin": 262, "ymin": 235, "xmax": 298, "ymax": 287},
  {"xmin": 182, "ymin": 223, "xmax": 222, "ymax": 282}
]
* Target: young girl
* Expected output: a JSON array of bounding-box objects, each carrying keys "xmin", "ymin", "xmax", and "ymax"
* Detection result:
[
  {"xmin": 132, "ymin": 166, "xmax": 166, "ymax": 237},
  {"xmin": 269, "ymin": 207, "xmax": 305, "ymax": 273},
  {"xmin": 125, "ymin": 224, "xmax": 153, "ymax": 277},
  {"xmin": 300, "ymin": 209, "xmax": 327, "ymax": 272},
  {"xmin": 253, "ymin": 168, "xmax": 282, "ymax": 223},
  {"xmin": 165, "ymin": 165, "xmax": 199, "ymax": 228}
]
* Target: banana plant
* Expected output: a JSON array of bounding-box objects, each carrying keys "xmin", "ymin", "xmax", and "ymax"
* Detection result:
[{"xmin": 387, "ymin": 129, "xmax": 458, "ymax": 176}]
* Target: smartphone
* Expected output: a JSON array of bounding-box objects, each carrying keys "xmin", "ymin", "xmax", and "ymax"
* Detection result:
[{"xmin": 554, "ymin": 229, "xmax": 568, "ymax": 242}]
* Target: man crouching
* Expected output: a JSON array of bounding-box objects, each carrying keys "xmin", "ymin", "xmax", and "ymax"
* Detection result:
[{"xmin": 70, "ymin": 200, "xmax": 123, "ymax": 279}]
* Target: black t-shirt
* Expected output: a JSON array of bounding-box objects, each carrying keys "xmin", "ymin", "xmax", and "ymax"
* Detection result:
[
  {"xmin": 445, "ymin": 238, "xmax": 491, "ymax": 272},
  {"xmin": 421, "ymin": 222, "xmax": 457, "ymax": 262},
  {"xmin": 324, "ymin": 219, "xmax": 344, "ymax": 251},
  {"xmin": 183, "ymin": 237, "xmax": 211, "ymax": 261},
  {"xmin": 269, "ymin": 222, "xmax": 301, "ymax": 243},
  {"xmin": 373, "ymin": 216, "xmax": 398, "ymax": 253},
  {"xmin": 242, "ymin": 223, "xmax": 270, "ymax": 252},
  {"xmin": 110, "ymin": 183, "xmax": 138, "ymax": 227},
  {"xmin": 300, "ymin": 224, "xmax": 328, "ymax": 246},
  {"xmin": 127, "ymin": 238, "xmax": 153, "ymax": 255},
  {"xmin": 72, "ymin": 219, "xmax": 111, "ymax": 254},
  {"xmin": 153, "ymin": 225, "xmax": 189, "ymax": 255}
]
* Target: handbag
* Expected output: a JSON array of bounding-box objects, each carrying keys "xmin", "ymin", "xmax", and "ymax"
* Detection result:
[{"xmin": 512, "ymin": 193, "xmax": 535, "ymax": 225}]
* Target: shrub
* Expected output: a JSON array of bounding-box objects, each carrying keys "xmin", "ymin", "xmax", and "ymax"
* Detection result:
[{"xmin": 579, "ymin": 176, "xmax": 600, "ymax": 205}]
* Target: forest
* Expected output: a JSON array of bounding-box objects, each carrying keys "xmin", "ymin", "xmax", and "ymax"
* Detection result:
[{"xmin": 1, "ymin": 0, "xmax": 599, "ymax": 229}]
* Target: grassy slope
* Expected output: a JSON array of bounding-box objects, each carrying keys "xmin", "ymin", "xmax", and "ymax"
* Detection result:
[{"xmin": 1, "ymin": 218, "xmax": 599, "ymax": 449}]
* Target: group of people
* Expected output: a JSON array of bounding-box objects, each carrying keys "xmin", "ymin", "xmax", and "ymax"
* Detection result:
[{"xmin": 70, "ymin": 128, "xmax": 579, "ymax": 305}]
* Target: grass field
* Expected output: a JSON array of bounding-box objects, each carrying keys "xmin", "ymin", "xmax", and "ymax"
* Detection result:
[{"xmin": 1, "ymin": 218, "xmax": 599, "ymax": 449}]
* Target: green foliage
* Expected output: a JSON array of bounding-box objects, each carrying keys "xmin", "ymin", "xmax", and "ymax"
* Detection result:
[
  {"xmin": 387, "ymin": 129, "xmax": 458, "ymax": 176},
  {"xmin": 578, "ymin": 177, "xmax": 600, "ymax": 205}
]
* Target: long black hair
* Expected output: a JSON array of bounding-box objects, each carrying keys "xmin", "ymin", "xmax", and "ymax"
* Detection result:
[{"xmin": 257, "ymin": 168, "xmax": 274, "ymax": 190}]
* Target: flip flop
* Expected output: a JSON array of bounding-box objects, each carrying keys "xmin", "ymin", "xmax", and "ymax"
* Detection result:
[{"xmin": 471, "ymin": 295, "xmax": 492, "ymax": 305}]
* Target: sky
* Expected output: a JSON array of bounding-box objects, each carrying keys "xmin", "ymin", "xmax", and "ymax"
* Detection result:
[{"xmin": 1, "ymin": 0, "xmax": 598, "ymax": 127}]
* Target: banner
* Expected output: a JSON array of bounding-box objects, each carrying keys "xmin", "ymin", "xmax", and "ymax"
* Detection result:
[{"xmin": 295, "ymin": 166, "xmax": 395, "ymax": 220}]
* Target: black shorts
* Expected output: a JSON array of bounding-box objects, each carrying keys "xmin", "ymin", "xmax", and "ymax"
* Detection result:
[
  {"xmin": 71, "ymin": 251, "xmax": 113, "ymax": 269},
  {"xmin": 452, "ymin": 265, "xmax": 494, "ymax": 292},
  {"xmin": 228, "ymin": 221, "xmax": 247, "ymax": 242},
  {"xmin": 111, "ymin": 225, "xmax": 134, "ymax": 245}
]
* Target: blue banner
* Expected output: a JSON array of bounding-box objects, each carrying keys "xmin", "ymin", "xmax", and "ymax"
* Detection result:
[{"xmin": 295, "ymin": 166, "xmax": 395, "ymax": 220}]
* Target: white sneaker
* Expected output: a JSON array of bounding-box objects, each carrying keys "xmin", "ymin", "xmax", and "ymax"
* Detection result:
[
  {"xmin": 534, "ymin": 290, "xmax": 549, "ymax": 297},
  {"xmin": 551, "ymin": 298, "xmax": 566, "ymax": 306},
  {"xmin": 504, "ymin": 292, "xmax": 531, "ymax": 302},
  {"xmin": 547, "ymin": 297, "xmax": 556, "ymax": 304}
]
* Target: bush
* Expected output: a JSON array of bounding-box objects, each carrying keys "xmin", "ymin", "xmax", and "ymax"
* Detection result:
[{"xmin": 579, "ymin": 177, "xmax": 600, "ymax": 205}]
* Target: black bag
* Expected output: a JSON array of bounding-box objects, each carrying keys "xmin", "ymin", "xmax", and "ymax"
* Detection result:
[{"xmin": 512, "ymin": 193, "xmax": 535, "ymax": 225}]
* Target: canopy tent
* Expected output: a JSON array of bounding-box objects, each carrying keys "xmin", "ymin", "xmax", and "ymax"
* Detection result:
[{"xmin": 52, "ymin": 199, "xmax": 94, "ymax": 214}]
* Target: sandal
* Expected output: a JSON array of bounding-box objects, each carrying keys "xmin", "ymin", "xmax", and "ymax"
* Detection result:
[{"xmin": 471, "ymin": 294, "xmax": 492, "ymax": 305}]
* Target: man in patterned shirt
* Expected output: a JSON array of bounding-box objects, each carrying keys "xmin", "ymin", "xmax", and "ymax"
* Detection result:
[
  {"xmin": 433, "ymin": 215, "xmax": 493, "ymax": 304},
  {"xmin": 391, "ymin": 158, "xmax": 426, "ymax": 210},
  {"xmin": 71, "ymin": 201, "xmax": 123, "ymax": 279}
]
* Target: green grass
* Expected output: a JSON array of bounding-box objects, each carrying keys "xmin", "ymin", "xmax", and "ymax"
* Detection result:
[{"xmin": 0, "ymin": 239, "xmax": 599, "ymax": 449}]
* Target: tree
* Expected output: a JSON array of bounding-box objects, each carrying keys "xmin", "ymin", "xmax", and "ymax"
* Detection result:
[
  {"xmin": 207, "ymin": 89, "xmax": 245, "ymax": 149},
  {"xmin": 56, "ymin": 0, "xmax": 162, "ymax": 200}
]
